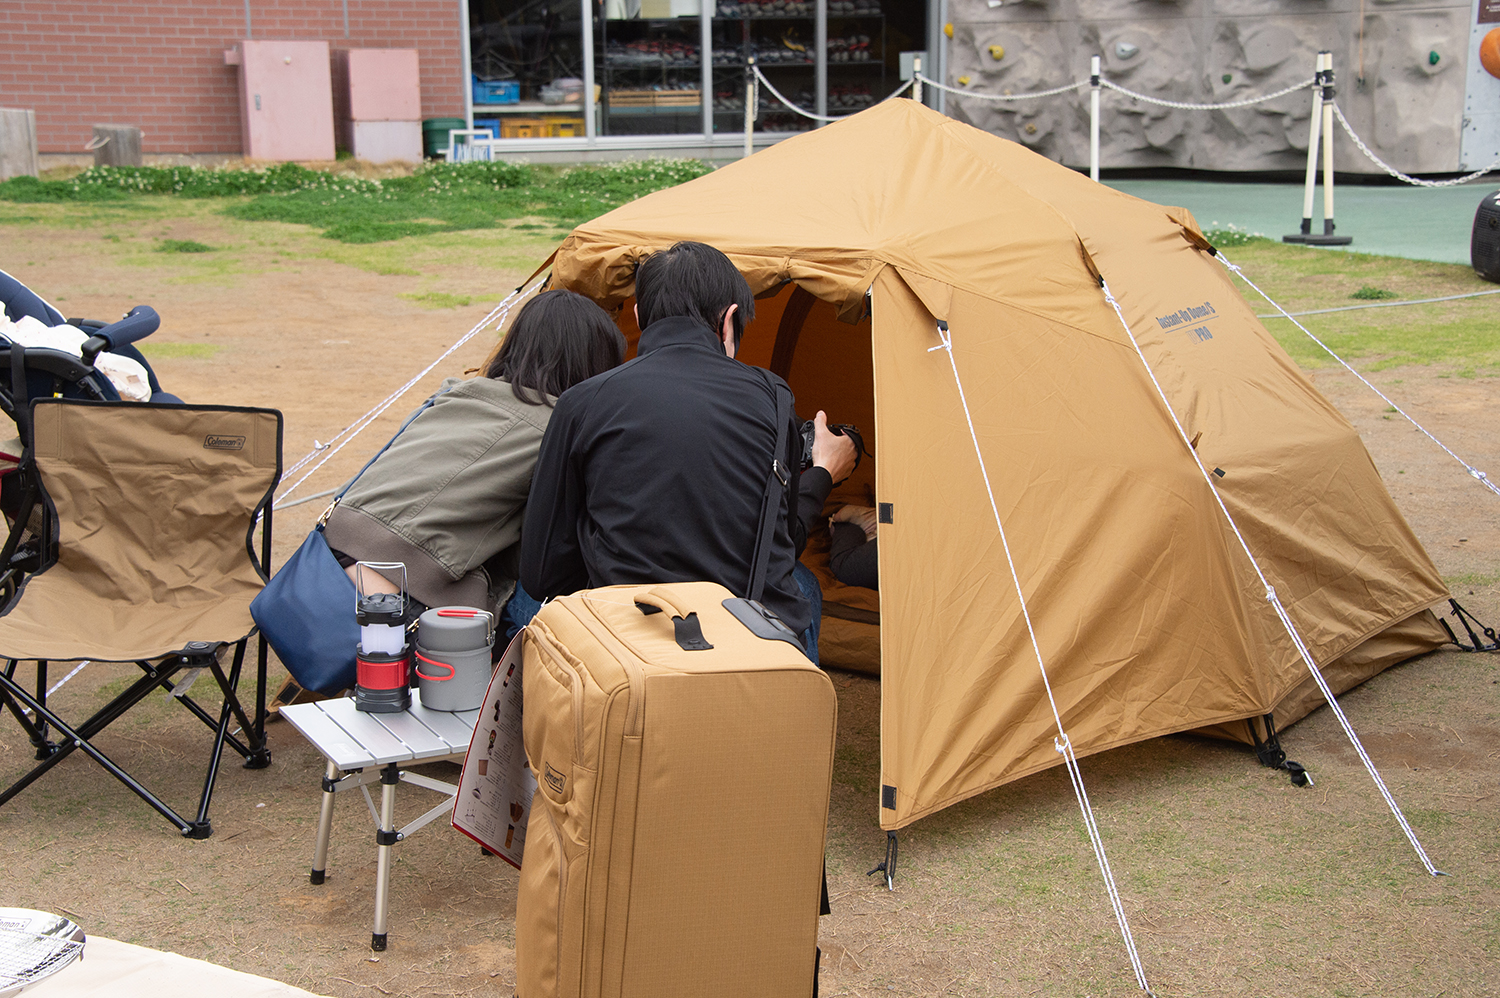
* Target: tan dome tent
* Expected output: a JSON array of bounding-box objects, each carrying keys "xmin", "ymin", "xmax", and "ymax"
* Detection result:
[{"xmin": 545, "ymin": 99, "xmax": 1449, "ymax": 831}]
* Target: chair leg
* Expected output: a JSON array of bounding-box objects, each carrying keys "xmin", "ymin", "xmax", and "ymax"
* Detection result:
[
  {"xmin": 216, "ymin": 640, "xmax": 271, "ymax": 769},
  {"xmin": 189, "ymin": 641, "xmax": 270, "ymax": 837},
  {"xmin": 254, "ymin": 633, "xmax": 269, "ymax": 754},
  {"xmin": 371, "ymin": 762, "xmax": 400, "ymax": 951},
  {"xmin": 311, "ymin": 759, "xmax": 339, "ymax": 885},
  {"xmin": 0, "ymin": 660, "xmax": 56, "ymax": 760},
  {"xmin": 0, "ymin": 667, "xmax": 197, "ymax": 835},
  {"xmin": 5, "ymin": 661, "xmax": 171, "ymax": 783},
  {"xmin": 31, "ymin": 661, "xmax": 53, "ymax": 759}
]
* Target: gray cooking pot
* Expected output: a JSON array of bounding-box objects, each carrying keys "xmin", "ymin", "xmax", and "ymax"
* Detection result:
[{"xmin": 414, "ymin": 606, "xmax": 495, "ymax": 712}]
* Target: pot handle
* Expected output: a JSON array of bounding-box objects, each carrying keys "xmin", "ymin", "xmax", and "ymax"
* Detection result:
[
  {"xmin": 413, "ymin": 650, "xmax": 456, "ymax": 681},
  {"xmin": 436, "ymin": 607, "xmax": 496, "ymax": 647}
]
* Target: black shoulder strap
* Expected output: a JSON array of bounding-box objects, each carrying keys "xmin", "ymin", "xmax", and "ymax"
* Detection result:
[
  {"xmin": 747, "ymin": 369, "xmax": 793, "ymax": 602},
  {"xmin": 319, "ymin": 386, "xmax": 451, "ymax": 527}
]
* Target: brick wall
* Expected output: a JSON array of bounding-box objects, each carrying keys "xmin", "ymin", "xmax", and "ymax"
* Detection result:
[{"xmin": 0, "ymin": 0, "xmax": 465, "ymax": 155}]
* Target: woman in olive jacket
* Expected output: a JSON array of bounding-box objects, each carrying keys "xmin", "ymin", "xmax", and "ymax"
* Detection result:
[{"xmin": 323, "ymin": 290, "xmax": 624, "ymax": 626}]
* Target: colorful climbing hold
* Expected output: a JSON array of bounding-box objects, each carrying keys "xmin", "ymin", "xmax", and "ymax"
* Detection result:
[{"xmin": 1483, "ymin": 28, "xmax": 1500, "ymax": 79}]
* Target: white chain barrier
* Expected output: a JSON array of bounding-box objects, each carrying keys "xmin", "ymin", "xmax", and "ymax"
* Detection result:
[
  {"xmin": 1219, "ymin": 251, "xmax": 1500, "ymax": 500},
  {"xmin": 1100, "ymin": 276, "xmax": 1444, "ymax": 877},
  {"xmin": 1100, "ymin": 76, "xmax": 1316, "ymax": 111},
  {"xmin": 272, "ymin": 279, "xmax": 541, "ymax": 509},
  {"xmin": 927, "ymin": 322, "xmax": 1156, "ymax": 995},
  {"xmin": 1331, "ymin": 102, "xmax": 1500, "ymax": 188},
  {"xmin": 915, "ymin": 73, "xmax": 1087, "ymax": 102},
  {"xmin": 751, "ymin": 64, "xmax": 913, "ymax": 122},
  {"xmin": 907, "ymin": 66, "xmax": 1498, "ymax": 190},
  {"xmin": 914, "ymin": 72, "xmax": 1310, "ymax": 108}
]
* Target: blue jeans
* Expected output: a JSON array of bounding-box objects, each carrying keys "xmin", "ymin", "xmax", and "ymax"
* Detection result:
[
  {"xmin": 504, "ymin": 570, "xmax": 822, "ymax": 666},
  {"xmin": 793, "ymin": 560, "xmax": 822, "ymax": 667},
  {"xmin": 501, "ymin": 580, "xmax": 543, "ymax": 645}
]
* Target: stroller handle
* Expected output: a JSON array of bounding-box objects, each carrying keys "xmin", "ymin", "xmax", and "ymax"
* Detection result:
[{"xmin": 80, "ymin": 306, "xmax": 159, "ymax": 366}]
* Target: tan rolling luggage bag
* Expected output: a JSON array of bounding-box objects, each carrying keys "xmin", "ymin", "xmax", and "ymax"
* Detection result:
[{"xmin": 516, "ymin": 581, "xmax": 837, "ymax": 998}]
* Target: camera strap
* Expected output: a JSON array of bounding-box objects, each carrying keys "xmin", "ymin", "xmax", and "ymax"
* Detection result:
[{"xmin": 747, "ymin": 369, "xmax": 794, "ymax": 603}]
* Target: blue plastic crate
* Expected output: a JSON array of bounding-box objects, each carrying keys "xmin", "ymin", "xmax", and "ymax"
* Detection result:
[{"xmin": 473, "ymin": 78, "xmax": 520, "ymax": 105}]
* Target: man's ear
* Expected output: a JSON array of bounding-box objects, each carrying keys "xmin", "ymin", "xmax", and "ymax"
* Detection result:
[
  {"xmin": 719, "ymin": 303, "xmax": 739, "ymax": 359},
  {"xmin": 633, "ymin": 303, "xmax": 639, "ymax": 327}
]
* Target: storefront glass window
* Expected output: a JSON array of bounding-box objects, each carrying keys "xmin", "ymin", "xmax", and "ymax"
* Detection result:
[
  {"xmin": 467, "ymin": 0, "xmax": 927, "ymax": 143},
  {"xmin": 469, "ymin": 0, "xmax": 589, "ymax": 140},
  {"xmin": 598, "ymin": 2, "xmax": 705, "ymax": 136}
]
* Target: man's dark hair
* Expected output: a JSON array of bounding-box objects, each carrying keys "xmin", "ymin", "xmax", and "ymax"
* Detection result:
[
  {"xmin": 634, "ymin": 241, "xmax": 756, "ymax": 348},
  {"xmin": 486, "ymin": 289, "xmax": 626, "ymax": 406}
]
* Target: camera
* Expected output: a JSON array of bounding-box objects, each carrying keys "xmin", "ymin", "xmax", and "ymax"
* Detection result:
[{"xmin": 799, "ymin": 420, "xmax": 864, "ymax": 472}]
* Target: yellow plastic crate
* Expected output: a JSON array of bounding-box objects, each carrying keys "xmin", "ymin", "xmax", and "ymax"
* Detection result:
[
  {"xmin": 499, "ymin": 116, "xmax": 547, "ymax": 139},
  {"xmin": 544, "ymin": 115, "xmax": 584, "ymax": 137}
]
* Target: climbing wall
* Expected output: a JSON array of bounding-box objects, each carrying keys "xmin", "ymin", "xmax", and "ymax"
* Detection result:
[{"xmin": 945, "ymin": 0, "xmax": 1479, "ymax": 174}]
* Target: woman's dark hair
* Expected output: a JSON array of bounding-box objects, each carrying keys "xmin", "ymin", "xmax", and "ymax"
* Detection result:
[
  {"xmin": 484, "ymin": 290, "xmax": 626, "ymax": 406},
  {"xmin": 634, "ymin": 241, "xmax": 755, "ymax": 348}
]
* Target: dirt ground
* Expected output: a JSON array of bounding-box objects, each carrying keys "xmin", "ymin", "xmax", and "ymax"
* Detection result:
[{"xmin": 1, "ymin": 211, "xmax": 1498, "ymax": 998}]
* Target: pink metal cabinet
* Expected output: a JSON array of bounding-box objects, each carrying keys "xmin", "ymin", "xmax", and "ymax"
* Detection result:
[
  {"xmin": 333, "ymin": 48, "xmax": 423, "ymax": 164},
  {"xmin": 232, "ymin": 40, "xmax": 336, "ymax": 162}
]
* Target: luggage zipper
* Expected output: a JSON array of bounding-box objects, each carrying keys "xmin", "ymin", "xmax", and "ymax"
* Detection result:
[
  {"xmin": 533, "ymin": 620, "xmax": 587, "ymax": 773},
  {"xmin": 543, "ymin": 803, "xmax": 568, "ymax": 989},
  {"xmin": 572, "ymin": 600, "xmax": 647, "ymax": 738}
]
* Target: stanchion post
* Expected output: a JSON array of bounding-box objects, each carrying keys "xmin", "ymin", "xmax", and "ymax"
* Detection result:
[
  {"xmin": 913, "ymin": 55, "xmax": 923, "ymax": 105},
  {"xmin": 743, "ymin": 56, "xmax": 755, "ymax": 159},
  {"xmin": 1089, "ymin": 55, "xmax": 1101, "ymax": 182},
  {"xmin": 1284, "ymin": 50, "xmax": 1351, "ymax": 246},
  {"xmin": 1320, "ymin": 51, "xmax": 1342, "ymax": 240}
]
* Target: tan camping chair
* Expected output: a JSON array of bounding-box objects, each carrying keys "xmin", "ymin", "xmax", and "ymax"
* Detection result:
[{"xmin": 0, "ymin": 399, "xmax": 281, "ymax": 838}]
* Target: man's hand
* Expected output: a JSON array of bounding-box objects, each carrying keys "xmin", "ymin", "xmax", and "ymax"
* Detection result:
[{"xmin": 811, "ymin": 410, "xmax": 857, "ymax": 484}]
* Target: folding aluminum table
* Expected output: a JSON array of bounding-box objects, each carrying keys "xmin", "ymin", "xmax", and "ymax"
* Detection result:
[{"xmin": 280, "ymin": 691, "xmax": 479, "ymax": 951}]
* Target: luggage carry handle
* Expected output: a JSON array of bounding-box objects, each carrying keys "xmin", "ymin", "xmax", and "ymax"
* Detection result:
[{"xmin": 633, "ymin": 588, "xmax": 714, "ymax": 652}]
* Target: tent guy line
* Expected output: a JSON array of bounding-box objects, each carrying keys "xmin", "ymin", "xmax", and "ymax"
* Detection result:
[
  {"xmin": 927, "ymin": 321, "xmax": 1156, "ymax": 996},
  {"xmin": 1221, "ymin": 251, "xmax": 1500, "ymax": 502},
  {"xmin": 1100, "ymin": 276, "xmax": 1444, "ymax": 877},
  {"xmin": 272, "ymin": 278, "xmax": 540, "ymax": 509},
  {"xmin": 1255, "ymin": 287, "xmax": 1500, "ymax": 318}
]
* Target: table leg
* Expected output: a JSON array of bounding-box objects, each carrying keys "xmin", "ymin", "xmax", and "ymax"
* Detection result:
[
  {"xmin": 371, "ymin": 762, "xmax": 400, "ymax": 951},
  {"xmin": 311, "ymin": 759, "xmax": 340, "ymax": 885}
]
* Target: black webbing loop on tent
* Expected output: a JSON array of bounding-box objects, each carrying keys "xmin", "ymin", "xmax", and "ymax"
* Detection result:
[
  {"xmin": 865, "ymin": 830, "xmax": 898, "ymax": 890},
  {"xmin": 1249, "ymin": 714, "xmax": 1311, "ymax": 787},
  {"xmin": 1438, "ymin": 598, "xmax": 1500, "ymax": 652}
]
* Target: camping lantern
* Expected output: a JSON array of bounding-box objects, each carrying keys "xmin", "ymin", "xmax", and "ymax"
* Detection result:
[{"xmin": 354, "ymin": 562, "xmax": 412, "ymax": 713}]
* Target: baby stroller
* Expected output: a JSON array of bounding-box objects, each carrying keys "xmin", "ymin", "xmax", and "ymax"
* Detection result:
[
  {"xmin": 0, "ymin": 269, "xmax": 281, "ymax": 837},
  {"xmin": 0, "ymin": 268, "xmax": 179, "ymax": 599}
]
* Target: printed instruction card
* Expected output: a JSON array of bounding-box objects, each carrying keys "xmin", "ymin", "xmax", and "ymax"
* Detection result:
[{"xmin": 452, "ymin": 632, "xmax": 534, "ymax": 869}]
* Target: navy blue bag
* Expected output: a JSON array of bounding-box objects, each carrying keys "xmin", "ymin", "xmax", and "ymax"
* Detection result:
[
  {"xmin": 250, "ymin": 521, "xmax": 358, "ymax": 694},
  {"xmin": 250, "ymin": 391, "xmax": 446, "ymax": 694}
]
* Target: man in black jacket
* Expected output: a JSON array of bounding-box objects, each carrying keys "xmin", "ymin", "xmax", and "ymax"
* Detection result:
[{"xmin": 520, "ymin": 241, "xmax": 856, "ymax": 657}]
